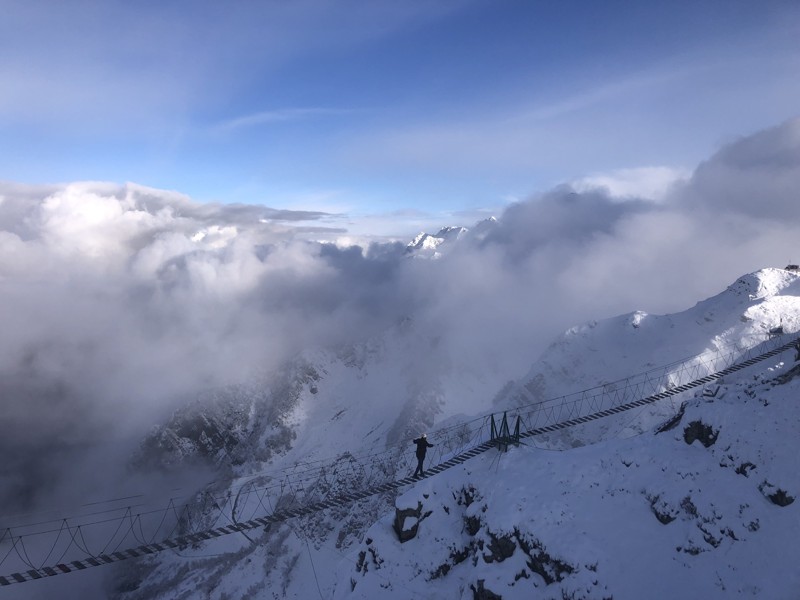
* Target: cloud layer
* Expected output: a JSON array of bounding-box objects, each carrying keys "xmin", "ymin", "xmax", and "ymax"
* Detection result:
[{"xmin": 1, "ymin": 118, "xmax": 800, "ymax": 513}]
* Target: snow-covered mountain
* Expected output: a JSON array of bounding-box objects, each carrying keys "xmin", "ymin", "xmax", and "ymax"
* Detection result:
[
  {"xmin": 503, "ymin": 267, "xmax": 800, "ymax": 403},
  {"xmin": 335, "ymin": 268, "xmax": 800, "ymax": 599},
  {"xmin": 493, "ymin": 267, "xmax": 800, "ymax": 447},
  {"xmin": 83, "ymin": 267, "xmax": 800, "ymax": 598},
  {"xmin": 404, "ymin": 218, "xmax": 497, "ymax": 259},
  {"xmin": 405, "ymin": 226, "xmax": 469, "ymax": 259}
]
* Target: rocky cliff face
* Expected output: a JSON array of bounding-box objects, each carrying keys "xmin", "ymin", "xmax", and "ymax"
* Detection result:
[{"xmin": 133, "ymin": 358, "xmax": 321, "ymax": 472}]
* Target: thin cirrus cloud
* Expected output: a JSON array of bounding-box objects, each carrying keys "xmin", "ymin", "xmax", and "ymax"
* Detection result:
[
  {"xmin": 212, "ymin": 107, "xmax": 357, "ymax": 134},
  {"xmin": 0, "ymin": 0, "xmax": 460, "ymax": 129},
  {"xmin": 340, "ymin": 29, "xmax": 800, "ymax": 185}
]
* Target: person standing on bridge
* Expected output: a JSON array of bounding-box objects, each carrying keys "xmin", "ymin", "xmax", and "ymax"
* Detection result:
[{"xmin": 413, "ymin": 433, "xmax": 434, "ymax": 477}]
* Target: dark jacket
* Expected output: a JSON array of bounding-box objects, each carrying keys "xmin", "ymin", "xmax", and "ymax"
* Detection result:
[{"xmin": 413, "ymin": 437, "xmax": 434, "ymax": 458}]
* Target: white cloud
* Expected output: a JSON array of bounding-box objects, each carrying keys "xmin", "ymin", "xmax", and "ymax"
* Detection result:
[
  {"xmin": 2, "ymin": 118, "xmax": 800, "ymax": 520},
  {"xmin": 213, "ymin": 108, "xmax": 354, "ymax": 134},
  {"xmin": 572, "ymin": 166, "xmax": 690, "ymax": 201}
]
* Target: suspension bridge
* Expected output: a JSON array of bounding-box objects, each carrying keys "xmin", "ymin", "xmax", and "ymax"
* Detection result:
[{"xmin": 2, "ymin": 333, "xmax": 798, "ymax": 587}]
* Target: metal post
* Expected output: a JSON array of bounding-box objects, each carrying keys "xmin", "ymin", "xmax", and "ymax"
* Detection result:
[{"xmin": 490, "ymin": 412, "xmax": 521, "ymax": 452}]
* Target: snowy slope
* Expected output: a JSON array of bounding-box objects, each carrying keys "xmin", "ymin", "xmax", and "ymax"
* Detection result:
[
  {"xmin": 492, "ymin": 267, "xmax": 800, "ymax": 446},
  {"xmin": 108, "ymin": 268, "xmax": 800, "ymax": 600},
  {"xmin": 44, "ymin": 267, "xmax": 789, "ymax": 599},
  {"xmin": 500, "ymin": 268, "xmax": 800, "ymax": 405},
  {"xmin": 329, "ymin": 268, "xmax": 800, "ymax": 599},
  {"xmin": 337, "ymin": 350, "xmax": 800, "ymax": 599}
]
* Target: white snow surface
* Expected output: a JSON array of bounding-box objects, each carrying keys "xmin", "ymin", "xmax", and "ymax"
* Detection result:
[
  {"xmin": 340, "ymin": 362, "xmax": 800, "ymax": 599},
  {"xmin": 33, "ymin": 266, "xmax": 797, "ymax": 599}
]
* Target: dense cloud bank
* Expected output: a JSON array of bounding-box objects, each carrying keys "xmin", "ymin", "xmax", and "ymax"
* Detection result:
[{"xmin": 1, "ymin": 118, "xmax": 799, "ymax": 510}]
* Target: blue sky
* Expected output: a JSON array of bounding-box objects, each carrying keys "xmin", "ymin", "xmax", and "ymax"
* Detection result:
[{"xmin": 1, "ymin": 0, "xmax": 799, "ymax": 235}]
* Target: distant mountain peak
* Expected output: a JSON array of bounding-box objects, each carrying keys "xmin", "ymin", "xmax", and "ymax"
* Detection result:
[
  {"xmin": 403, "ymin": 216, "xmax": 499, "ymax": 259},
  {"xmin": 405, "ymin": 225, "xmax": 468, "ymax": 258}
]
